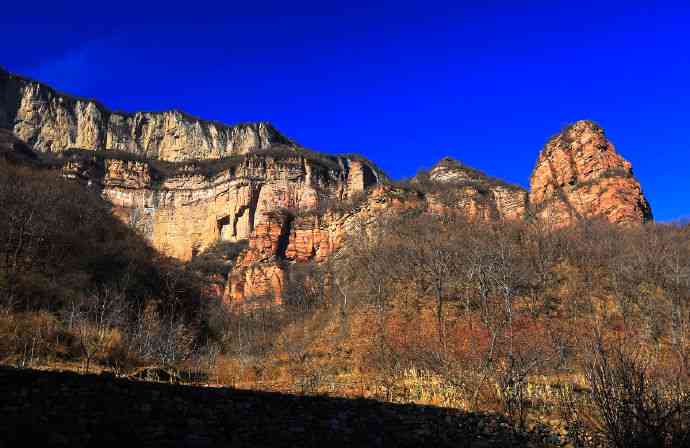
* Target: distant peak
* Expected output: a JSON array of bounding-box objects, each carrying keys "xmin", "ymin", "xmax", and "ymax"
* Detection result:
[
  {"xmin": 428, "ymin": 156, "xmax": 490, "ymax": 184},
  {"xmin": 434, "ymin": 156, "xmax": 463, "ymax": 167},
  {"xmin": 563, "ymin": 119, "xmax": 604, "ymax": 135}
]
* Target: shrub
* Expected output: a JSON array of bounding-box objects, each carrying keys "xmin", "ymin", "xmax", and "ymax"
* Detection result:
[{"xmin": 559, "ymin": 339, "xmax": 690, "ymax": 448}]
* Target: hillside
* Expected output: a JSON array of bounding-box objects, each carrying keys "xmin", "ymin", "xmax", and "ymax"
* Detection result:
[
  {"xmin": 0, "ymin": 69, "xmax": 654, "ymax": 304},
  {"xmin": 1, "ymin": 68, "xmax": 687, "ymax": 447}
]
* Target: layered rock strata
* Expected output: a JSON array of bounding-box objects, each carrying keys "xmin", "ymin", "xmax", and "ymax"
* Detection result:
[
  {"xmin": 58, "ymin": 149, "xmax": 383, "ymax": 261},
  {"xmin": 226, "ymin": 185, "xmax": 423, "ymax": 303},
  {"xmin": 0, "ymin": 69, "xmax": 655, "ymax": 304},
  {"xmin": 0, "ymin": 68, "xmax": 288, "ymax": 160}
]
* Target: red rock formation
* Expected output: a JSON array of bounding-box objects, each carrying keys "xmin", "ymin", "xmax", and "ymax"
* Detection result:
[
  {"xmin": 285, "ymin": 215, "xmax": 335, "ymax": 263},
  {"xmin": 226, "ymin": 211, "xmax": 290, "ymax": 304},
  {"xmin": 530, "ymin": 120, "xmax": 652, "ymax": 226},
  {"xmin": 2, "ymin": 75, "xmax": 656, "ymax": 307},
  {"xmin": 225, "ymin": 185, "xmax": 424, "ymax": 303}
]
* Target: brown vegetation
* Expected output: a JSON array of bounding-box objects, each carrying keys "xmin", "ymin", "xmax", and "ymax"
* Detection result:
[
  {"xmin": 216, "ymin": 213, "xmax": 689, "ymax": 445},
  {"xmin": 2, "ymin": 153, "xmax": 688, "ymax": 445},
  {"xmin": 0, "ymin": 159, "xmax": 213, "ymax": 374},
  {"xmin": 0, "ymin": 131, "xmax": 686, "ymax": 447}
]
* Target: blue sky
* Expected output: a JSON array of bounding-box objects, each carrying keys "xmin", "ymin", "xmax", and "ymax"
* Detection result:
[{"xmin": 2, "ymin": 1, "xmax": 689, "ymax": 220}]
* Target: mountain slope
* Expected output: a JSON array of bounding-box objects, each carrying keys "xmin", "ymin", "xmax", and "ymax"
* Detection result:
[{"xmin": 0, "ymin": 68, "xmax": 654, "ymax": 304}]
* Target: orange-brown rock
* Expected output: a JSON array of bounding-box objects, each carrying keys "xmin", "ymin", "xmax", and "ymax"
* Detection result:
[
  {"xmin": 1, "ymin": 69, "xmax": 657, "ymax": 306},
  {"xmin": 530, "ymin": 120, "xmax": 652, "ymax": 226},
  {"xmin": 285, "ymin": 215, "xmax": 335, "ymax": 263},
  {"xmin": 226, "ymin": 185, "xmax": 425, "ymax": 303},
  {"xmin": 422, "ymin": 157, "xmax": 528, "ymax": 221},
  {"xmin": 226, "ymin": 212, "xmax": 290, "ymax": 304},
  {"xmin": 55, "ymin": 149, "xmax": 383, "ymax": 261}
]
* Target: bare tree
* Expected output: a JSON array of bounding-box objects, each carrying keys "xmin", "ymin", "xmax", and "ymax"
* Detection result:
[
  {"xmin": 561, "ymin": 335, "xmax": 690, "ymax": 448},
  {"xmin": 70, "ymin": 287, "xmax": 128, "ymax": 373}
]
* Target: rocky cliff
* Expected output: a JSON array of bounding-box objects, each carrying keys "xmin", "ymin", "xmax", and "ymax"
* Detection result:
[
  {"xmin": 226, "ymin": 185, "xmax": 423, "ymax": 303},
  {"xmin": 530, "ymin": 120, "xmax": 652, "ymax": 226},
  {"xmin": 227, "ymin": 131, "xmax": 653, "ymax": 303},
  {"xmin": 229, "ymin": 154, "xmax": 529, "ymax": 304},
  {"xmin": 1, "ymin": 68, "xmax": 655, "ymax": 304},
  {"xmin": 58, "ymin": 148, "xmax": 384, "ymax": 261},
  {"xmin": 0, "ymin": 67, "xmax": 289, "ymax": 160},
  {"xmin": 422, "ymin": 157, "xmax": 528, "ymax": 221}
]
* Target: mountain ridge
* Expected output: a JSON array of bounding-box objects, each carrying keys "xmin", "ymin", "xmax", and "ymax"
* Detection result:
[
  {"xmin": 0, "ymin": 67, "xmax": 291, "ymax": 161},
  {"xmin": 0, "ymin": 68, "xmax": 654, "ymax": 303}
]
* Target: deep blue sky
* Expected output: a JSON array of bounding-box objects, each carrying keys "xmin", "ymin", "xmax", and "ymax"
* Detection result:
[{"xmin": 2, "ymin": 1, "xmax": 689, "ymax": 220}]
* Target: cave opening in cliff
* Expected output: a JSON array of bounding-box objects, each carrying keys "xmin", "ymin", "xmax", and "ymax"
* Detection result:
[{"xmin": 217, "ymin": 216, "xmax": 232, "ymax": 241}]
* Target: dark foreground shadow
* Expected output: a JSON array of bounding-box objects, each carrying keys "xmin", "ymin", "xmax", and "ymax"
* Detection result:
[{"xmin": 0, "ymin": 366, "xmax": 535, "ymax": 448}]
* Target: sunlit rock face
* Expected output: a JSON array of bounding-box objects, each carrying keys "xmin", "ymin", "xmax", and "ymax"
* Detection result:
[
  {"xmin": 71, "ymin": 151, "xmax": 383, "ymax": 261},
  {"xmin": 0, "ymin": 68, "xmax": 288, "ymax": 161},
  {"xmin": 530, "ymin": 120, "xmax": 652, "ymax": 226},
  {"xmin": 421, "ymin": 157, "xmax": 529, "ymax": 221},
  {"xmin": 2, "ymin": 67, "xmax": 655, "ymax": 305},
  {"xmin": 225, "ymin": 185, "xmax": 422, "ymax": 304}
]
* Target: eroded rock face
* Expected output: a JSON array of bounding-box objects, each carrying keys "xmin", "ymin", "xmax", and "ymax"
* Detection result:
[
  {"xmin": 226, "ymin": 212, "xmax": 289, "ymax": 304},
  {"xmin": 66, "ymin": 150, "xmax": 383, "ymax": 261},
  {"xmin": 423, "ymin": 157, "xmax": 529, "ymax": 221},
  {"xmin": 0, "ymin": 68, "xmax": 288, "ymax": 160},
  {"xmin": 529, "ymin": 120, "xmax": 652, "ymax": 226},
  {"xmin": 2, "ymin": 66, "xmax": 655, "ymax": 306},
  {"xmin": 226, "ymin": 185, "xmax": 424, "ymax": 303}
]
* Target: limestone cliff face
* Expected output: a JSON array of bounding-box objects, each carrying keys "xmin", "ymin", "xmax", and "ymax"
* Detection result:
[
  {"xmin": 60, "ymin": 149, "xmax": 383, "ymax": 261},
  {"xmin": 529, "ymin": 120, "xmax": 652, "ymax": 226},
  {"xmin": 226, "ymin": 122, "xmax": 655, "ymax": 304},
  {"xmin": 423, "ymin": 157, "xmax": 529, "ymax": 221},
  {"xmin": 1, "ymin": 66, "xmax": 656, "ymax": 306},
  {"xmin": 0, "ymin": 68, "xmax": 288, "ymax": 160},
  {"xmin": 226, "ymin": 185, "xmax": 423, "ymax": 303}
]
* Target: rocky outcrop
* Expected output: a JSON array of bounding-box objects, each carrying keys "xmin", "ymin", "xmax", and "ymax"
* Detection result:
[
  {"xmin": 226, "ymin": 212, "xmax": 289, "ymax": 304},
  {"xmin": 227, "ymin": 123, "xmax": 655, "ymax": 303},
  {"xmin": 226, "ymin": 186, "xmax": 424, "ymax": 303},
  {"xmin": 55, "ymin": 148, "xmax": 383, "ymax": 261},
  {"xmin": 2, "ymin": 67, "xmax": 656, "ymax": 304},
  {"xmin": 0, "ymin": 68, "xmax": 289, "ymax": 160},
  {"xmin": 421, "ymin": 157, "xmax": 529, "ymax": 221},
  {"xmin": 530, "ymin": 120, "xmax": 652, "ymax": 226}
]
